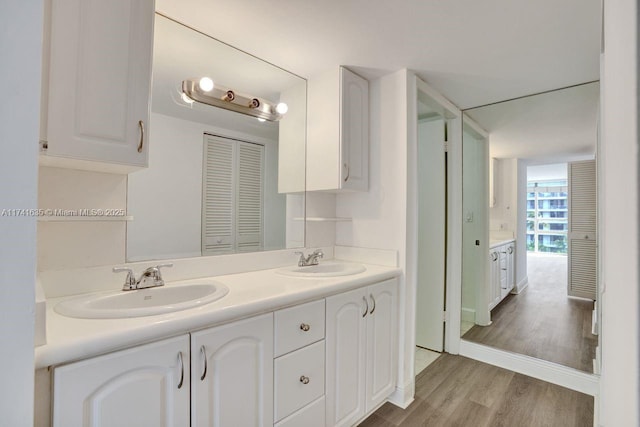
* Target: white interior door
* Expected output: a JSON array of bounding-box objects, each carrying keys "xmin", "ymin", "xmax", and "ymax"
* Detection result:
[{"xmin": 415, "ymin": 119, "xmax": 446, "ymax": 351}]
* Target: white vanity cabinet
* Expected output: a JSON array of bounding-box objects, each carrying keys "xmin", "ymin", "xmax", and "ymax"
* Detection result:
[
  {"xmin": 307, "ymin": 66, "xmax": 369, "ymax": 192},
  {"xmin": 52, "ymin": 335, "xmax": 190, "ymax": 427},
  {"xmin": 41, "ymin": 0, "xmax": 154, "ymax": 172},
  {"xmin": 325, "ymin": 278, "xmax": 398, "ymax": 427},
  {"xmin": 488, "ymin": 241, "xmax": 516, "ymax": 311},
  {"xmin": 191, "ymin": 313, "xmax": 274, "ymax": 427}
]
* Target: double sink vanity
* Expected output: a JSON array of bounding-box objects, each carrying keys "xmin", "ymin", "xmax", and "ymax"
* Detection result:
[
  {"xmin": 34, "ymin": 0, "xmax": 386, "ymax": 425},
  {"xmin": 36, "ymin": 254, "xmax": 400, "ymax": 427}
]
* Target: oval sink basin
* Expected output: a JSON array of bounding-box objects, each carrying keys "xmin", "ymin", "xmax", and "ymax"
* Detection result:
[
  {"xmin": 54, "ymin": 282, "xmax": 229, "ymax": 319},
  {"xmin": 277, "ymin": 262, "xmax": 366, "ymax": 278}
]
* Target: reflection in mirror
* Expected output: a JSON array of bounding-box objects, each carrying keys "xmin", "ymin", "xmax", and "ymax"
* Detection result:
[
  {"xmin": 460, "ymin": 82, "xmax": 600, "ymax": 373},
  {"xmin": 127, "ymin": 14, "xmax": 306, "ymax": 261}
]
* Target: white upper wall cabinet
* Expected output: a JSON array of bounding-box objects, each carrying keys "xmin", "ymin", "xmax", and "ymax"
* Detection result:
[
  {"xmin": 41, "ymin": 0, "xmax": 154, "ymax": 173},
  {"xmin": 307, "ymin": 66, "xmax": 369, "ymax": 192}
]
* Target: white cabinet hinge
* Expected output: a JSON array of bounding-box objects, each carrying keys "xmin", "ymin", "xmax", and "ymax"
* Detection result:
[{"xmin": 442, "ymin": 310, "xmax": 448, "ymax": 322}]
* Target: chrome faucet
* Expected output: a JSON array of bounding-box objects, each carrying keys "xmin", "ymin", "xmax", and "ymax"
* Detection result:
[
  {"xmin": 295, "ymin": 249, "xmax": 324, "ymax": 267},
  {"xmin": 113, "ymin": 263, "xmax": 173, "ymax": 291}
]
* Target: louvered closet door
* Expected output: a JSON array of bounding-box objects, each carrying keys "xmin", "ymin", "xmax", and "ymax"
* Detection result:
[
  {"xmin": 202, "ymin": 135, "xmax": 264, "ymax": 255},
  {"xmin": 236, "ymin": 142, "xmax": 264, "ymax": 252},
  {"xmin": 568, "ymin": 160, "xmax": 597, "ymax": 300}
]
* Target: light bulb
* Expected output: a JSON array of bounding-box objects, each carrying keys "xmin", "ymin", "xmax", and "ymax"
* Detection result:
[
  {"xmin": 181, "ymin": 92, "xmax": 194, "ymax": 104},
  {"xmin": 198, "ymin": 77, "xmax": 214, "ymax": 92},
  {"xmin": 257, "ymin": 118, "xmax": 266, "ymax": 122},
  {"xmin": 275, "ymin": 102, "xmax": 288, "ymax": 114}
]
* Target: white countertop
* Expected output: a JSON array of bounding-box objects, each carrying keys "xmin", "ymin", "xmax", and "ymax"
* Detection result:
[{"xmin": 35, "ymin": 262, "xmax": 401, "ymax": 369}]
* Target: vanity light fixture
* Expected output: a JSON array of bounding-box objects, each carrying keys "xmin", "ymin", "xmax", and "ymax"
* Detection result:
[{"xmin": 182, "ymin": 77, "xmax": 287, "ymax": 122}]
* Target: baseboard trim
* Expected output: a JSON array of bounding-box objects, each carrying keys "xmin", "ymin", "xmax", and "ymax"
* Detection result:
[
  {"xmin": 460, "ymin": 307, "xmax": 475, "ymax": 323},
  {"xmin": 459, "ymin": 340, "xmax": 599, "ymax": 396},
  {"xmin": 511, "ymin": 276, "xmax": 529, "ymax": 294},
  {"xmin": 387, "ymin": 380, "xmax": 415, "ymax": 409}
]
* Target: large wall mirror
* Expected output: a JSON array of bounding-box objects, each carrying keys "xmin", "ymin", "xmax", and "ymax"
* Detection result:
[
  {"xmin": 127, "ymin": 14, "xmax": 307, "ymax": 262},
  {"xmin": 460, "ymin": 82, "xmax": 600, "ymax": 373}
]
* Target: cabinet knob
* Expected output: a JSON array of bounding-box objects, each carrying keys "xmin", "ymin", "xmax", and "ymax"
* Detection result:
[
  {"xmin": 299, "ymin": 375, "xmax": 310, "ymax": 385},
  {"xmin": 300, "ymin": 323, "xmax": 310, "ymax": 332}
]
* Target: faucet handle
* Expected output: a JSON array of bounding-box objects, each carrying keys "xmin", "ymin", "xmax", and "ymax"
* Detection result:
[
  {"xmin": 155, "ymin": 263, "xmax": 173, "ymax": 284},
  {"xmin": 312, "ymin": 249, "xmax": 324, "ymax": 258},
  {"xmin": 294, "ymin": 251, "xmax": 306, "ymax": 267},
  {"xmin": 113, "ymin": 267, "xmax": 136, "ymax": 291}
]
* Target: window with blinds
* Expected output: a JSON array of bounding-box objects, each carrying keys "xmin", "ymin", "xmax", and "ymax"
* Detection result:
[{"xmin": 202, "ymin": 134, "xmax": 264, "ymax": 255}]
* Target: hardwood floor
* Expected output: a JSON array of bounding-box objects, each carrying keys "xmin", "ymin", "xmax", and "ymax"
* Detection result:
[
  {"xmin": 462, "ymin": 253, "xmax": 597, "ymax": 372},
  {"xmin": 360, "ymin": 354, "xmax": 594, "ymax": 427}
]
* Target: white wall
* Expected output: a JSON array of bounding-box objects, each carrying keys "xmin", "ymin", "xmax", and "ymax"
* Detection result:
[
  {"xmin": 127, "ymin": 112, "xmax": 286, "ymax": 260},
  {"xmin": 461, "ymin": 128, "xmax": 489, "ymax": 323},
  {"xmin": 0, "ymin": 1, "xmax": 42, "ymax": 424},
  {"xmin": 38, "ymin": 167, "xmax": 127, "ymax": 270},
  {"xmin": 599, "ymin": 0, "xmax": 639, "ymax": 424},
  {"xmin": 515, "ymin": 159, "xmax": 528, "ymax": 286},
  {"xmin": 527, "ymin": 163, "xmax": 567, "ymax": 181}
]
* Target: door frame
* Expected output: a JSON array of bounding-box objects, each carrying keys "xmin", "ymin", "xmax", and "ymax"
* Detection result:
[{"xmin": 406, "ymin": 76, "xmax": 463, "ymax": 373}]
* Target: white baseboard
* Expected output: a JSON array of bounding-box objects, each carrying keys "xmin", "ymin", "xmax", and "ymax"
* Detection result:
[
  {"xmin": 511, "ymin": 276, "xmax": 529, "ymax": 294},
  {"xmin": 461, "ymin": 307, "xmax": 475, "ymax": 323},
  {"xmin": 387, "ymin": 380, "xmax": 415, "ymax": 409},
  {"xmin": 459, "ymin": 340, "xmax": 599, "ymax": 396}
]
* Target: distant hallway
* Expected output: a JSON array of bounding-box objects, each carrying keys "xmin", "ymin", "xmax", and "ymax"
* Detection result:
[{"xmin": 463, "ymin": 253, "xmax": 597, "ymax": 372}]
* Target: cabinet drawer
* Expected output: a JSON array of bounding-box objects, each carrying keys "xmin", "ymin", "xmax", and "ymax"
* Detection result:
[
  {"xmin": 274, "ymin": 340, "xmax": 325, "ymax": 422},
  {"xmin": 275, "ymin": 299, "xmax": 325, "ymax": 357},
  {"xmin": 274, "ymin": 396, "xmax": 325, "ymax": 427}
]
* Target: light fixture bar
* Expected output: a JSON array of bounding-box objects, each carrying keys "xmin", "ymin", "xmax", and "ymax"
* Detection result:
[{"xmin": 182, "ymin": 78, "xmax": 285, "ymax": 122}]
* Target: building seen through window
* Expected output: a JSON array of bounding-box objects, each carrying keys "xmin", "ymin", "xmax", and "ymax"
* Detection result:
[{"xmin": 526, "ymin": 180, "xmax": 568, "ymax": 254}]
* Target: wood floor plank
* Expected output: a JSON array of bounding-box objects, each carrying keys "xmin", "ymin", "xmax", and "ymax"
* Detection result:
[
  {"xmin": 363, "ymin": 354, "xmax": 594, "ymax": 427},
  {"xmin": 463, "ymin": 254, "xmax": 597, "ymax": 372},
  {"xmin": 489, "ymin": 373, "xmax": 550, "ymax": 427}
]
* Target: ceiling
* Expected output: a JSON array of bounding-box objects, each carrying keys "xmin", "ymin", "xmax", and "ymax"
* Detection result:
[
  {"xmin": 465, "ymin": 82, "xmax": 599, "ymax": 162},
  {"xmin": 157, "ymin": 0, "xmax": 600, "ymax": 109}
]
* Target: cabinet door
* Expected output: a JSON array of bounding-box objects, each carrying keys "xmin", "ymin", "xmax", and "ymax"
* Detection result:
[
  {"xmin": 340, "ymin": 67, "xmax": 369, "ymax": 191},
  {"xmin": 365, "ymin": 279, "xmax": 398, "ymax": 412},
  {"xmin": 507, "ymin": 244, "xmax": 515, "ymax": 291},
  {"xmin": 52, "ymin": 335, "xmax": 190, "ymax": 427},
  {"xmin": 326, "ymin": 287, "xmax": 367, "ymax": 427},
  {"xmin": 191, "ymin": 313, "xmax": 274, "ymax": 427},
  {"xmin": 489, "ymin": 251, "xmax": 501, "ymax": 310},
  {"xmin": 46, "ymin": 0, "xmax": 153, "ymax": 168}
]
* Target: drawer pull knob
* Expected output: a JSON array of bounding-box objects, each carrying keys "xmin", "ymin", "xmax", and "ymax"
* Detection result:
[
  {"xmin": 300, "ymin": 323, "xmax": 310, "ymax": 332},
  {"xmin": 300, "ymin": 375, "xmax": 310, "ymax": 384}
]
